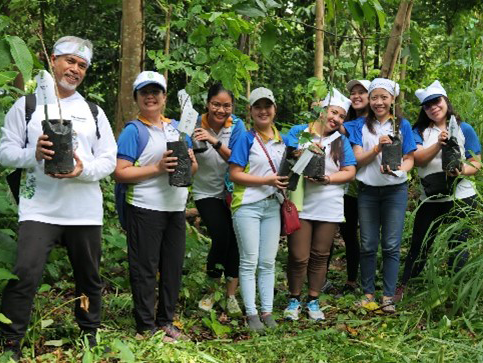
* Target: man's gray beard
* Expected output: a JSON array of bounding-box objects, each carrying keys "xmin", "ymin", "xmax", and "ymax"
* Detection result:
[{"xmin": 59, "ymin": 78, "xmax": 78, "ymax": 91}]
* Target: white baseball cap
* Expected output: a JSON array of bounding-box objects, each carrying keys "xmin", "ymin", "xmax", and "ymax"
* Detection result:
[
  {"xmin": 249, "ymin": 87, "xmax": 276, "ymax": 106},
  {"xmin": 415, "ymin": 80, "xmax": 447, "ymax": 105},
  {"xmin": 346, "ymin": 80, "xmax": 371, "ymax": 92},
  {"xmin": 133, "ymin": 71, "xmax": 167, "ymax": 92},
  {"xmin": 368, "ymin": 78, "xmax": 400, "ymax": 97},
  {"xmin": 321, "ymin": 88, "xmax": 352, "ymax": 113}
]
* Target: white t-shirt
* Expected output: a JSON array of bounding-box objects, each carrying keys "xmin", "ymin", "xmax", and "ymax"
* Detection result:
[{"xmin": 0, "ymin": 93, "xmax": 117, "ymax": 225}]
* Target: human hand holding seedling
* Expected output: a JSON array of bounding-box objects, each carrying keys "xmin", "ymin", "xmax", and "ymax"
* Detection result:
[
  {"xmin": 51, "ymin": 152, "xmax": 83, "ymax": 179},
  {"xmin": 266, "ymin": 174, "xmax": 288, "ymax": 189},
  {"xmin": 157, "ymin": 150, "xmax": 178, "ymax": 173},
  {"xmin": 438, "ymin": 130, "xmax": 449, "ymax": 146},
  {"xmin": 35, "ymin": 134, "xmax": 54, "ymax": 161},
  {"xmin": 193, "ymin": 128, "xmax": 217, "ymax": 145}
]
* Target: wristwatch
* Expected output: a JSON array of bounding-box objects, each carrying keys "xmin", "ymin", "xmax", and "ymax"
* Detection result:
[{"xmin": 213, "ymin": 140, "xmax": 222, "ymax": 150}]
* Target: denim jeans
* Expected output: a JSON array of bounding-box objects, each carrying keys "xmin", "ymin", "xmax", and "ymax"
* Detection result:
[
  {"xmin": 232, "ymin": 197, "xmax": 281, "ymax": 315},
  {"xmin": 358, "ymin": 182, "xmax": 408, "ymax": 297}
]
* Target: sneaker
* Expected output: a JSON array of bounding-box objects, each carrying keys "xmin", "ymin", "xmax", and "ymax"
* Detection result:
[
  {"xmin": 381, "ymin": 297, "xmax": 396, "ymax": 313},
  {"xmin": 261, "ymin": 313, "xmax": 278, "ymax": 328},
  {"xmin": 283, "ymin": 298, "xmax": 302, "ymax": 321},
  {"xmin": 136, "ymin": 327, "xmax": 175, "ymax": 343},
  {"xmin": 306, "ymin": 299, "xmax": 325, "ymax": 321},
  {"xmin": 247, "ymin": 315, "xmax": 265, "ymax": 332},
  {"xmin": 198, "ymin": 293, "xmax": 215, "ymax": 312},
  {"xmin": 355, "ymin": 296, "xmax": 380, "ymax": 311},
  {"xmin": 226, "ymin": 295, "xmax": 242, "ymax": 317},
  {"xmin": 335, "ymin": 283, "xmax": 357, "ymax": 298},
  {"xmin": 159, "ymin": 324, "xmax": 189, "ymax": 342},
  {"xmin": 394, "ymin": 286, "xmax": 405, "ymax": 303},
  {"xmin": 320, "ymin": 279, "xmax": 334, "ymax": 294},
  {"xmin": 2, "ymin": 339, "xmax": 22, "ymax": 362}
]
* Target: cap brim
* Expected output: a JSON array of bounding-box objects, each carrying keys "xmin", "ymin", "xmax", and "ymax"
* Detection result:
[
  {"xmin": 134, "ymin": 81, "xmax": 166, "ymax": 92},
  {"xmin": 250, "ymin": 97, "xmax": 276, "ymax": 107},
  {"xmin": 347, "ymin": 80, "xmax": 369, "ymax": 92},
  {"xmin": 421, "ymin": 94, "xmax": 444, "ymax": 105}
]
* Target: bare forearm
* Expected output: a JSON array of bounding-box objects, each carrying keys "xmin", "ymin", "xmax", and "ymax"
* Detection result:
[
  {"xmin": 329, "ymin": 167, "xmax": 356, "ymax": 184},
  {"xmin": 114, "ymin": 164, "xmax": 161, "ymax": 183},
  {"xmin": 414, "ymin": 143, "xmax": 440, "ymax": 167}
]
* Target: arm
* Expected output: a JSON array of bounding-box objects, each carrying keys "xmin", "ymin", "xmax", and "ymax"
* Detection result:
[
  {"xmin": 75, "ymin": 108, "xmax": 117, "ymax": 182},
  {"xmin": 400, "ymin": 152, "xmax": 414, "ymax": 172},
  {"xmin": 413, "ymin": 130, "xmax": 448, "ymax": 167},
  {"xmin": 309, "ymin": 165, "xmax": 356, "ymax": 185},
  {"xmin": 193, "ymin": 128, "xmax": 231, "ymax": 161},
  {"xmin": 113, "ymin": 150, "xmax": 178, "ymax": 183},
  {"xmin": 461, "ymin": 155, "xmax": 481, "ymax": 176},
  {"xmin": 229, "ymin": 163, "xmax": 287, "ymax": 188}
]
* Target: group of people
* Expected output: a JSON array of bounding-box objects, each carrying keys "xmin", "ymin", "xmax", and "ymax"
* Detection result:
[{"xmin": 0, "ymin": 35, "xmax": 481, "ymax": 360}]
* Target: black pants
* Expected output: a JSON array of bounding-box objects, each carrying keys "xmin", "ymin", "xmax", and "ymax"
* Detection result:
[
  {"xmin": 0, "ymin": 221, "xmax": 102, "ymax": 340},
  {"xmin": 195, "ymin": 197, "xmax": 239, "ymax": 279},
  {"xmin": 338, "ymin": 194, "xmax": 360, "ymax": 282},
  {"xmin": 401, "ymin": 195, "xmax": 476, "ymax": 285},
  {"xmin": 126, "ymin": 204, "xmax": 186, "ymax": 332}
]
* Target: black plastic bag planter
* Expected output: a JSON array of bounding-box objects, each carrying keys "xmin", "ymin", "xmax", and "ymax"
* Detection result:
[
  {"xmin": 381, "ymin": 135, "xmax": 402, "ymax": 171},
  {"xmin": 42, "ymin": 119, "xmax": 74, "ymax": 175},
  {"xmin": 278, "ymin": 146, "xmax": 300, "ymax": 191},
  {"xmin": 442, "ymin": 136, "xmax": 463, "ymax": 172},
  {"xmin": 167, "ymin": 140, "xmax": 192, "ymax": 187},
  {"xmin": 304, "ymin": 150, "xmax": 325, "ymax": 180}
]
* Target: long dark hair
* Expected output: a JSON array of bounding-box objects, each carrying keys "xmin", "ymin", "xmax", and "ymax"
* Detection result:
[
  {"xmin": 413, "ymin": 96, "xmax": 461, "ymax": 138},
  {"xmin": 207, "ymin": 83, "xmax": 234, "ymax": 103},
  {"xmin": 329, "ymin": 135, "xmax": 344, "ymax": 167},
  {"xmin": 345, "ymin": 104, "xmax": 370, "ymax": 121}
]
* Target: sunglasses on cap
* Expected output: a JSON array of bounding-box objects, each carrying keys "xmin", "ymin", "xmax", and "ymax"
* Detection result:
[{"xmin": 422, "ymin": 96, "xmax": 443, "ymax": 110}]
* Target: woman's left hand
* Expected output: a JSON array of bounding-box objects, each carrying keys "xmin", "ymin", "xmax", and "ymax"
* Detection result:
[
  {"xmin": 305, "ymin": 175, "xmax": 330, "ymax": 185},
  {"xmin": 193, "ymin": 128, "xmax": 217, "ymax": 145}
]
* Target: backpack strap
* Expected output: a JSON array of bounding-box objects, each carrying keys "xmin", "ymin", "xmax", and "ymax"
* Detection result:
[
  {"xmin": 24, "ymin": 94, "xmax": 36, "ymax": 146},
  {"xmin": 86, "ymin": 100, "xmax": 100, "ymax": 139}
]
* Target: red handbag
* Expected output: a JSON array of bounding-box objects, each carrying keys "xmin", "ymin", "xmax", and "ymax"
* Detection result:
[{"xmin": 252, "ymin": 131, "xmax": 301, "ymax": 235}]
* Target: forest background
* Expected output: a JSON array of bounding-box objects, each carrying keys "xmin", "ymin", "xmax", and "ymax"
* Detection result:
[{"xmin": 1, "ymin": 0, "xmax": 483, "ymax": 362}]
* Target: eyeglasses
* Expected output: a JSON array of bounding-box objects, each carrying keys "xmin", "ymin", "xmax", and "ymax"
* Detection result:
[
  {"xmin": 423, "ymin": 97, "xmax": 442, "ymax": 110},
  {"xmin": 139, "ymin": 88, "xmax": 163, "ymax": 96},
  {"xmin": 210, "ymin": 101, "xmax": 233, "ymax": 111}
]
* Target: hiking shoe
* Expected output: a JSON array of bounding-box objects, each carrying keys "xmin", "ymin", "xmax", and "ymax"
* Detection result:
[
  {"xmin": 381, "ymin": 297, "xmax": 396, "ymax": 313},
  {"xmin": 198, "ymin": 293, "xmax": 216, "ymax": 312},
  {"xmin": 394, "ymin": 286, "xmax": 405, "ymax": 303},
  {"xmin": 226, "ymin": 295, "xmax": 242, "ymax": 317},
  {"xmin": 247, "ymin": 315, "xmax": 265, "ymax": 332},
  {"xmin": 306, "ymin": 299, "xmax": 325, "ymax": 321},
  {"xmin": 335, "ymin": 283, "xmax": 357, "ymax": 298},
  {"xmin": 261, "ymin": 313, "xmax": 278, "ymax": 328},
  {"xmin": 159, "ymin": 324, "xmax": 189, "ymax": 341},
  {"xmin": 2, "ymin": 339, "xmax": 22, "ymax": 362},
  {"xmin": 136, "ymin": 327, "xmax": 175, "ymax": 343},
  {"xmin": 283, "ymin": 298, "xmax": 302, "ymax": 321},
  {"xmin": 320, "ymin": 279, "xmax": 334, "ymax": 294}
]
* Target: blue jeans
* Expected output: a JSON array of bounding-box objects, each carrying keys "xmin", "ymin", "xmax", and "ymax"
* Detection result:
[
  {"xmin": 358, "ymin": 182, "xmax": 408, "ymax": 297},
  {"xmin": 232, "ymin": 197, "xmax": 281, "ymax": 315}
]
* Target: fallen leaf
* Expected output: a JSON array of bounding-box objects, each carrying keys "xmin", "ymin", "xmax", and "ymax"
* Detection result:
[{"xmin": 80, "ymin": 294, "xmax": 90, "ymax": 313}]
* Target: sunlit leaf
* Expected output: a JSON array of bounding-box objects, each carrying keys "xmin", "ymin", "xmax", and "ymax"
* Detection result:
[
  {"xmin": 6, "ymin": 35, "xmax": 33, "ymax": 82},
  {"xmin": 41, "ymin": 319, "xmax": 54, "ymax": 329},
  {"xmin": 0, "ymin": 313, "xmax": 12, "ymax": 324}
]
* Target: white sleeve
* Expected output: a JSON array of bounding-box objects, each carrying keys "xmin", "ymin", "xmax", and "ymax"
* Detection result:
[
  {"xmin": 0, "ymin": 97, "xmax": 38, "ymax": 168},
  {"xmin": 76, "ymin": 106, "xmax": 117, "ymax": 182}
]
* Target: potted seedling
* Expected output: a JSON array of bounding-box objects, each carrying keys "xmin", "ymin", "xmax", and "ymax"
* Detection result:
[
  {"xmin": 442, "ymin": 116, "xmax": 463, "ymax": 172},
  {"xmin": 278, "ymin": 146, "xmax": 301, "ymax": 191},
  {"xmin": 191, "ymin": 117, "xmax": 208, "ymax": 154},
  {"xmin": 381, "ymin": 117, "xmax": 402, "ymax": 171},
  {"xmin": 36, "ymin": 70, "xmax": 74, "ymax": 175}
]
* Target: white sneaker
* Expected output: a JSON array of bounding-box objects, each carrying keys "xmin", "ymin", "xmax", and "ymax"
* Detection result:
[
  {"xmin": 198, "ymin": 293, "xmax": 215, "ymax": 311},
  {"xmin": 283, "ymin": 298, "xmax": 302, "ymax": 321},
  {"xmin": 306, "ymin": 299, "xmax": 325, "ymax": 321}
]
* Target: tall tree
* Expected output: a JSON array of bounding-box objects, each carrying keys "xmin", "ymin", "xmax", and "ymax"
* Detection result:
[
  {"xmin": 314, "ymin": 0, "xmax": 325, "ymax": 80},
  {"xmin": 380, "ymin": 0, "xmax": 413, "ymax": 79},
  {"xmin": 115, "ymin": 0, "xmax": 145, "ymax": 135}
]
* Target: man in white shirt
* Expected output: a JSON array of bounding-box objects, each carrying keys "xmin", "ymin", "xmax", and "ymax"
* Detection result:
[{"xmin": 0, "ymin": 36, "xmax": 117, "ymax": 360}]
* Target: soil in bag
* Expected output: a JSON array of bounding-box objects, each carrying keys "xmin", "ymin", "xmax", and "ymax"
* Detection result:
[
  {"xmin": 42, "ymin": 119, "xmax": 74, "ymax": 175},
  {"xmin": 192, "ymin": 119, "xmax": 208, "ymax": 153},
  {"xmin": 381, "ymin": 135, "xmax": 402, "ymax": 171},
  {"xmin": 167, "ymin": 140, "xmax": 192, "ymax": 187},
  {"xmin": 278, "ymin": 146, "xmax": 300, "ymax": 191},
  {"xmin": 304, "ymin": 150, "xmax": 325, "ymax": 180},
  {"xmin": 442, "ymin": 136, "xmax": 463, "ymax": 172}
]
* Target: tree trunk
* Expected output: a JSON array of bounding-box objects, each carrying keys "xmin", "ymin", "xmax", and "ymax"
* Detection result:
[
  {"xmin": 163, "ymin": 5, "xmax": 172, "ymax": 83},
  {"xmin": 397, "ymin": 5, "xmax": 413, "ymax": 103},
  {"xmin": 314, "ymin": 0, "xmax": 325, "ymax": 80},
  {"xmin": 374, "ymin": 20, "xmax": 380, "ymax": 70},
  {"xmin": 380, "ymin": 1, "xmax": 413, "ymax": 79},
  {"xmin": 115, "ymin": 0, "xmax": 144, "ymax": 136}
]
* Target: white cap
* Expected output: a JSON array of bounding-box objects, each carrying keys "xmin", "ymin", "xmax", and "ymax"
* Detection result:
[
  {"xmin": 347, "ymin": 80, "xmax": 371, "ymax": 92},
  {"xmin": 53, "ymin": 36, "xmax": 93, "ymax": 66},
  {"xmin": 415, "ymin": 80, "xmax": 447, "ymax": 105},
  {"xmin": 133, "ymin": 71, "xmax": 167, "ymax": 92},
  {"xmin": 368, "ymin": 78, "xmax": 400, "ymax": 97},
  {"xmin": 321, "ymin": 88, "xmax": 352, "ymax": 113},
  {"xmin": 249, "ymin": 87, "xmax": 276, "ymax": 106}
]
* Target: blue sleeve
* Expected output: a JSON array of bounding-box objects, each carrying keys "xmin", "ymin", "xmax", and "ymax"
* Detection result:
[
  {"xmin": 228, "ymin": 115, "xmax": 246, "ymax": 150},
  {"xmin": 285, "ymin": 124, "xmax": 307, "ymax": 148},
  {"xmin": 340, "ymin": 135, "xmax": 357, "ymax": 167},
  {"xmin": 228, "ymin": 130, "xmax": 254, "ymax": 167},
  {"xmin": 170, "ymin": 119, "xmax": 193, "ymax": 148},
  {"xmin": 412, "ymin": 128, "xmax": 424, "ymax": 145},
  {"xmin": 349, "ymin": 119, "xmax": 363, "ymax": 146},
  {"xmin": 401, "ymin": 119, "xmax": 417, "ymax": 155},
  {"xmin": 117, "ymin": 124, "xmax": 139, "ymax": 162},
  {"xmin": 461, "ymin": 122, "xmax": 481, "ymax": 158},
  {"xmin": 343, "ymin": 117, "xmax": 362, "ymax": 139}
]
